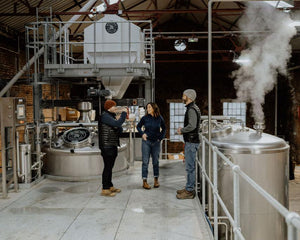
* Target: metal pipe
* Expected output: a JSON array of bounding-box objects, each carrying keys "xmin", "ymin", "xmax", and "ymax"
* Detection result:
[
  {"xmin": 0, "ymin": 9, "xmax": 247, "ymax": 17},
  {"xmin": 0, "ymin": 46, "xmax": 19, "ymax": 55},
  {"xmin": 202, "ymin": 136, "xmax": 206, "ymax": 213},
  {"xmin": 208, "ymin": 0, "xmax": 213, "ymax": 218},
  {"xmin": 153, "ymin": 30, "xmax": 270, "ymax": 35},
  {"xmin": 52, "ymin": 122, "xmax": 98, "ymax": 128},
  {"xmin": 16, "ymin": 131, "xmax": 20, "ymax": 179},
  {"xmin": 1, "ymin": 106, "xmax": 7, "ymax": 198},
  {"xmin": 195, "ymin": 144, "xmax": 198, "ymax": 196},
  {"xmin": 275, "ymin": 80, "xmax": 278, "ymax": 135},
  {"xmin": 213, "ymin": 148, "xmax": 218, "ymax": 240},
  {"xmin": 0, "ymin": 0, "xmax": 98, "ymax": 97},
  {"xmin": 155, "ymin": 50, "xmax": 234, "ymax": 54},
  {"xmin": 233, "ymin": 165, "xmax": 241, "ymax": 240},
  {"xmin": 287, "ymin": 224, "xmax": 297, "ymax": 240}
]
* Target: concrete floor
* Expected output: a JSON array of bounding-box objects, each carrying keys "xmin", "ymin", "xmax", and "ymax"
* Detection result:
[{"xmin": 0, "ymin": 160, "xmax": 213, "ymax": 240}]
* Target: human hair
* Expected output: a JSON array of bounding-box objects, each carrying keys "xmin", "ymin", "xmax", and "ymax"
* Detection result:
[{"xmin": 146, "ymin": 102, "xmax": 161, "ymax": 118}]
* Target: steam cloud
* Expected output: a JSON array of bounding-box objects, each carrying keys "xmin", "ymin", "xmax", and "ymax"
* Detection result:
[{"xmin": 231, "ymin": 2, "xmax": 296, "ymax": 123}]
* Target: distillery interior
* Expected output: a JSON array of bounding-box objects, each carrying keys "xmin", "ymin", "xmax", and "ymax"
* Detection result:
[{"xmin": 1, "ymin": 0, "xmax": 300, "ymax": 239}]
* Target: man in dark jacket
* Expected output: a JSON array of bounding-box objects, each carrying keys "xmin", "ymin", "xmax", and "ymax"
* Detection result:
[
  {"xmin": 99, "ymin": 99, "xmax": 127, "ymax": 197},
  {"xmin": 176, "ymin": 89, "xmax": 201, "ymax": 199}
]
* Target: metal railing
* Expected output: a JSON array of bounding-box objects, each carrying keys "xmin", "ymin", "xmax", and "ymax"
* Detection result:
[
  {"xmin": 197, "ymin": 134, "xmax": 300, "ymax": 240},
  {"xmin": 25, "ymin": 19, "xmax": 154, "ymax": 74}
]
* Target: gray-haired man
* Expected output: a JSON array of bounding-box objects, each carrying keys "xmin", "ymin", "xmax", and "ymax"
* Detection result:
[{"xmin": 176, "ymin": 89, "xmax": 201, "ymax": 199}]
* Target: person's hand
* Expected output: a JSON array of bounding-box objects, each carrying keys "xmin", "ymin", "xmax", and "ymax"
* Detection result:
[
  {"xmin": 177, "ymin": 127, "xmax": 182, "ymax": 135},
  {"xmin": 122, "ymin": 107, "xmax": 128, "ymax": 113},
  {"xmin": 142, "ymin": 133, "xmax": 147, "ymax": 141}
]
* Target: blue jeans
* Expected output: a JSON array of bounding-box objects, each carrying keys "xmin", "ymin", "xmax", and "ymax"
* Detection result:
[
  {"xmin": 185, "ymin": 142, "xmax": 199, "ymax": 191},
  {"xmin": 142, "ymin": 140, "xmax": 161, "ymax": 179}
]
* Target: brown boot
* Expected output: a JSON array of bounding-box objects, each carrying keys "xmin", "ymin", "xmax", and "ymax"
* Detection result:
[
  {"xmin": 176, "ymin": 190, "xmax": 195, "ymax": 199},
  {"xmin": 110, "ymin": 187, "xmax": 121, "ymax": 193},
  {"xmin": 176, "ymin": 188, "xmax": 185, "ymax": 194},
  {"xmin": 101, "ymin": 189, "xmax": 116, "ymax": 197},
  {"xmin": 143, "ymin": 179, "xmax": 151, "ymax": 190},
  {"xmin": 154, "ymin": 177, "xmax": 160, "ymax": 188}
]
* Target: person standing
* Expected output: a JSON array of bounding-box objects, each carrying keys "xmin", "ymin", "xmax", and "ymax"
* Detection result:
[
  {"xmin": 137, "ymin": 102, "xmax": 166, "ymax": 189},
  {"xmin": 99, "ymin": 100, "xmax": 127, "ymax": 197},
  {"xmin": 176, "ymin": 89, "xmax": 201, "ymax": 199}
]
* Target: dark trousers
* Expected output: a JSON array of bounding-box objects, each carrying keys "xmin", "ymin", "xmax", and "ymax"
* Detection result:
[{"xmin": 100, "ymin": 146, "xmax": 118, "ymax": 189}]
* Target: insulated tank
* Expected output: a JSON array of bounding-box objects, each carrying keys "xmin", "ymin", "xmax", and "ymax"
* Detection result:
[{"xmin": 210, "ymin": 124, "xmax": 289, "ymax": 240}]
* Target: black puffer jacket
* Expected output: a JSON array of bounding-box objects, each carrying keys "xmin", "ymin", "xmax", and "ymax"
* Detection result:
[{"xmin": 98, "ymin": 111, "xmax": 127, "ymax": 147}]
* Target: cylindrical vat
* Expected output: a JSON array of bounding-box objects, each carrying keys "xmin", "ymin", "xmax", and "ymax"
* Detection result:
[
  {"xmin": 212, "ymin": 127, "xmax": 289, "ymax": 240},
  {"xmin": 43, "ymin": 141, "xmax": 128, "ymax": 180},
  {"xmin": 19, "ymin": 144, "xmax": 32, "ymax": 183},
  {"xmin": 43, "ymin": 127, "xmax": 129, "ymax": 181}
]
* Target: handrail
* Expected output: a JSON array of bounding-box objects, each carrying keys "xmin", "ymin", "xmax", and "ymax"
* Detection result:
[
  {"xmin": 198, "ymin": 134, "xmax": 300, "ymax": 240},
  {"xmin": 26, "ymin": 19, "xmax": 153, "ymax": 68}
]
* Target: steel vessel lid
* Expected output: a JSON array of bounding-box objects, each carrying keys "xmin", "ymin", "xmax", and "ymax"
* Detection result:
[{"xmin": 211, "ymin": 128, "xmax": 288, "ymax": 153}]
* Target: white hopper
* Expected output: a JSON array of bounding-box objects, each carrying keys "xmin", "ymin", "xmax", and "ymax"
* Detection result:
[{"xmin": 84, "ymin": 14, "xmax": 145, "ymax": 98}]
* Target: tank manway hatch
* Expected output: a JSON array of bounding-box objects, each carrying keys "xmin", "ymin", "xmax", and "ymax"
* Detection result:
[{"xmin": 62, "ymin": 128, "xmax": 91, "ymax": 148}]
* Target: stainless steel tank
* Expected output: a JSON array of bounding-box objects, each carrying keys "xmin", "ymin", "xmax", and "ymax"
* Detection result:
[
  {"xmin": 211, "ymin": 124, "xmax": 289, "ymax": 240},
  {"xmin": 78, "ymin": 102, "xmax": 92, "ymax": 123},
  {"xmin": 43, "ymin": 127, "xmax": 128, "ymax": 181},
  {"xmin": 18, "ymin": 144, "xmax": 32, "ymax": 183}
]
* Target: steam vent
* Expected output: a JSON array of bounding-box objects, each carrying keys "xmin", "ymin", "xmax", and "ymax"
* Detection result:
[{"xmin": 1, "ymin": 1, "xmax": 300, "ymax": 239}]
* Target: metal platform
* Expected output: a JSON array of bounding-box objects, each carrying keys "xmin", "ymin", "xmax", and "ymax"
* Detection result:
[{"xmin": 44, "ymin": 63, "xmax": 151, "ymax": 78}]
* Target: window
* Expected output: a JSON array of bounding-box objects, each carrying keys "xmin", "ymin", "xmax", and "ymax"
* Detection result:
[
  {"xmin": 169, "ymin": 102, "xmax": 185, "ymax": 142},
  {"xmin": 223, "ymin": 102, "xmax": 246, "ymax": 125}
]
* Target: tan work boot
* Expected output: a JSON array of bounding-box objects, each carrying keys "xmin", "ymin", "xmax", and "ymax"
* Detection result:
[
  {"xmin": 110, "ymin": 187, "xmax": 121, "ymax": 193},
  {"xmin": 143, "ymin": 179, "xmax": 151, "ymax": 190},
  {"xmin": 101, "ymin": 189, "xmax": 116, "ymax": 197},
  {"xmin": 176, "ymin": 188, "xmax": 185, "ymax": 194},
  {"xmin": 176, "ymin": 190, "xmax": 195, "ymax": 199},
  {"xmin": 154, "ymin": 177, "xmax": 160, "ymax": 188}
]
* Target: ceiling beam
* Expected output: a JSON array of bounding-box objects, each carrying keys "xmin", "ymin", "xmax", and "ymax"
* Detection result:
[
  {"xmin": 127, "ymin": 0, "xmax": 148, "ymax": 10},
  {"xmin": 156, "ymin": 50, "xmax": 233, "ymax": 54},
  {"xmin": 63, "ymin": 0, "xmax": 88, "ymax": 12},
  {"xmin": 73, "ymin": 0, "xmax": 83, "ymax": 8},
  {"xmin": 121, "ymin": 1, "xmax": 130, "ymax": 20},
  {"xmin": 72, "ymin": 1, "xmax": 98, "ymax": 34},
  {"xmin": 37, "ymin": 0, "xmax": 44, "ymax": 8},
  {"xmin": 0, "ymin": 8, "xmax": 249, "ymax": 16},
  {"xmin": 18, "ymin": 0, "xmax": 31, "ymax": 9},
  {"xmin": 156, "ymin": 59, "xmax": 231, "ymax": 62}
]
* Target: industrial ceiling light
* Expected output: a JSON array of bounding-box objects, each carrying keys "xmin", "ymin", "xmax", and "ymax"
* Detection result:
[
  {"xmin": 174, "ymin": 40, "xmax": 187, "ymax": 51},
  {"xmin": 188, "ymin": 38, "xmax": 198, "ymax": 43},
  {"xmin": 233, "ymin": 52, "xmax": 252, "ymax": 66},
  {"xmin": 233, "ymin": 58, "xmax": 252, "ymax": 65},
  {"xmin": 263, "ymin": 0, "xmax": 294, "ymax": 8}
]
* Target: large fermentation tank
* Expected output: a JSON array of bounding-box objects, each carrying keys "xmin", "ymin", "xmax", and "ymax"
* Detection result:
[
  {"xmin": 211, "ymin": 125, "xmax": 289, "ymax": 240},
  {"xmin": 43, "ymin": 127, "xmax": 128, "ymax": 180},
  {"xmin": 84, "ymin": 14, "xmax": 145, "ymax": 99}
]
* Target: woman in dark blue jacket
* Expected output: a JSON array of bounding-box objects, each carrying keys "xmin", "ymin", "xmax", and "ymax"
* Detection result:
[{"xmin": 137, "ymin": 102, "xmax": 166, "ymax": 189}]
